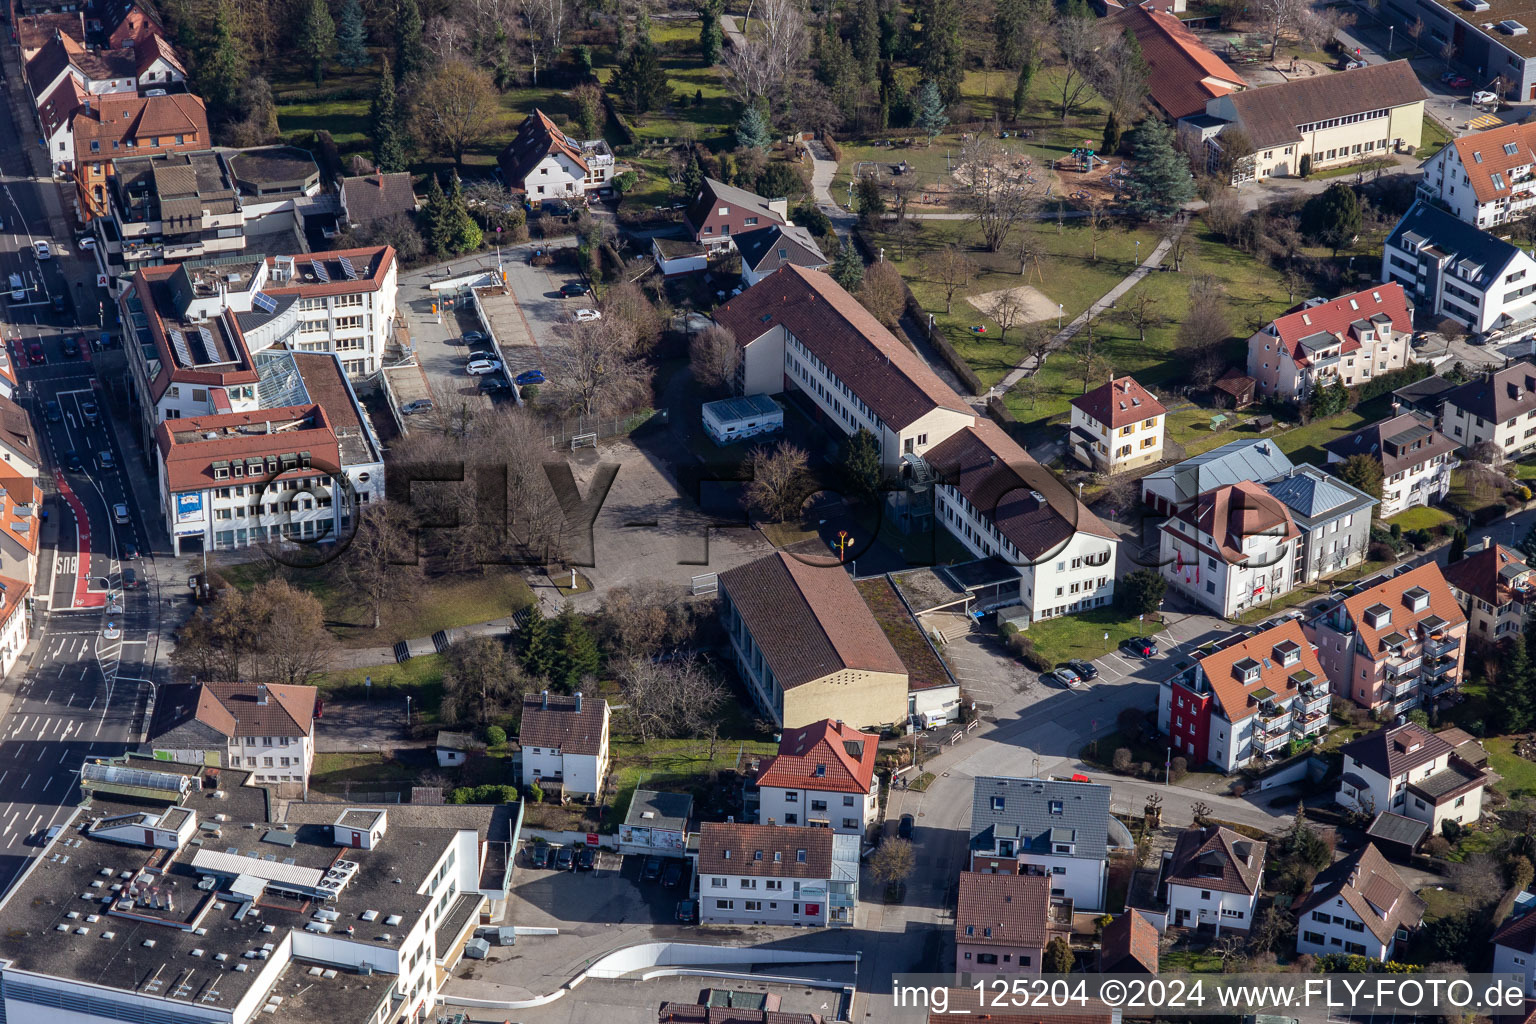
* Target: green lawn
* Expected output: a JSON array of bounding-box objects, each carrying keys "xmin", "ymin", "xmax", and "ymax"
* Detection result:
[
  {"xmin": 277, "ymin": 97, "xmax": 371, "ymax": 148},
  {"xmin": 1163, "ymin": 405, "xmax": 1270, "ymax": 458},
  {"xmin": 1232, "ymin": 560, "xmax": 1389, "ymax": 623},
  {"xmin": 1159, "ymin": 950, "xmax": 1226, "ymax": 973},
  {"xmin": 1027, "ymin": 607, "xmax": 1166, "ymax": 665},
  {"xmin": 1486, "ymin": 736, "xmax": 1536, "ymax": 798},
  {"xmin": 316, "ymin": 655, "xmax": 447, "ymax": 722},
  {"xmin": 1384, "ymin": 506, "xmax": 1455, "ymax": 531},
  {"xmin": 1272, "ymin": 395, "xmax": 1393, "ymax": 466},
  {"xmin": 1419, "ymin": 115, "xmax": 1455, "ymax": 162}
]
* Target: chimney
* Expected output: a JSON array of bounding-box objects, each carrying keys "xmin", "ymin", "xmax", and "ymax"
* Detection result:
[
  {"xmin": 541, "ymin": 689, "xmax": 549, "ymax": 710},
  {"xmin": 835, "ymin": 719, "xmax": 844, "ymax": 731},
  {"xmin": 256, "ymin": 684, "xmax": 268, "ymax": 705},
  {"xmin": 574, "ymin": 691, "xmax": 583, "ymax": 713}
]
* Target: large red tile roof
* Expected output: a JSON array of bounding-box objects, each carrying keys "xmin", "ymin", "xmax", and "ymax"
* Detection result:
[
  {"xmin": 1196, "ymin": 619, "xmax": 1326, "ymax": 725},
  {"xmin": 955, "ymin": 871, "xmax": 1054, "ymax": 950},
  {"xmin": 1071, "ymin": 374, "xmax": 1165, "ymax": 429},
  {"xmin": 1111, "ymin": 6, "xmax": 1245, "ymax": 119},
  {"xmin": 1448, "ymin": 120, "xmax": 1536, "ymax": 205},
  {"xmin": 754, "ymin": 719, "xmax": 877, "ymax": 794},
  {"xmin": 1169, "ymin": 479, "xmax": 1298, "ymax": 564},
  {"xmin": 1442, "ymin": 542, "xmax": 1535, "ymax": 608},
  {"xmin": 696, "ymin": 822, "xmax": 833, "ymax": 879},
  {"xmin": 1269, "ymin": 284, "xmax": 1412, "ymax": 366},
  {"xmin": 153, "ymin": 404, "xmax": 341, "ymax": 494},
  {"xmin": 1339, "ymin": 561, "xmax": 1465, "ymax": 660},
  {"xmin": 196, "ymin": 682, "xmax": 316, "ymax": 738}
]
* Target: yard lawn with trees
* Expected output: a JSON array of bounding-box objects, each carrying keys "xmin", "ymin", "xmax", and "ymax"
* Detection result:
[
  {"xmin": 1024, "ymin": 606, "xmax": 1166, "ymax": 666},
  {"xmin": 1271, "ymin": 394, "xmax": 1394, "ymax": 466}
]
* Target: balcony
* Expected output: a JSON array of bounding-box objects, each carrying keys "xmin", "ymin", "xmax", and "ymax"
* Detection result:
[
  {"xmin": 1300, "ymin": 690, "xmax": 1330, "ymax": 715},
  {"xmin": 1385, "ymin": 678, "xmax": 1417, "ymax": 700},
  {"xmin": 1386, "ymin": 654, "xmax": 1422, "ymax": 678},
  {"xmin": 1391, "ymin": 694, "xmax": 1420, "ymax": 717},
  {"xmin": 1423, "ymin": 636, "xmax": 1458, "ymax": 659},
  {"xmin": 1424, "ymin": 675, "xmax": 1459, "ymax": 700},
  {"xmin": 1296, "ymin": 710, "xmax": 1329, "ymax": 735},
  {"xmin": 1254, "ymin": 729, "xmax": 1289, "ymax": 754},
  {"xmin": 1423, "ymin": 656, "xmax": 1457, "ymax": 678}
]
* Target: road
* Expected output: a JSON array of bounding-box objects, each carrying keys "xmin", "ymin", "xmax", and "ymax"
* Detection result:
[{"xmin": 0, "ymin": 50, "xmax": 158, "ymax": 893}]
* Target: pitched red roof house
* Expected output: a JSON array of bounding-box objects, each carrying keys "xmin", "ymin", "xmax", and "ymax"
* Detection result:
[
  {"xmin": 754, "ymin": 719, "xmax": 878, "ymax": 794},
  {"xmin": 1071, "ymin": 375, "xmax": 1166, "ymax": 430},
  {"xmin": 1267, "ymin": 284, "xmax": 1413, "ymax": 367},
  {"xmin": 1169, "ymin": 479, "xmax": 1299, "ymax": 565},
  {"xmin": 1110, "ymin": 6, "xmax": 1245, "ymax": 119}
]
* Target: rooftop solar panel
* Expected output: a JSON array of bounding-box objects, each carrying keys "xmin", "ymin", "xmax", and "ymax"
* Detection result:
[
  {"xmin": 198, "ymin": 326, "xmax": 219, "ymax": 364},
  {"xmin": 337, "ymin": 256, "xmax": 358, "ymax": 281},
  {"xmin": 167, "ymin": 328, "xmax": 193, "ymax": 367},
  {"xmin": 312, "ymin": 261, "xmax": 330, "ymax": 284},
  {"xmin": 251, "ymin": 291, "xmax": 278, "ymax": 314}
]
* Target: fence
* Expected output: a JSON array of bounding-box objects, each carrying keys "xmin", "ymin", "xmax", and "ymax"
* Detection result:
[
  {"xmin": 691, "ymin": 573, "xmax": 718, "ymax": 596},
  {"xmin": 547, "ymin": 408, "xmax": 667, "ymax": 449}
]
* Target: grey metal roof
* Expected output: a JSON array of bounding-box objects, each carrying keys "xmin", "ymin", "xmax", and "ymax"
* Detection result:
[
  {"xmin": 970, "ymin": 777, "xmax": 1110, "ymax": 861},
  {"xmin": 1365, "ymin": 811, "xmax": 1429, "ymax": 848},
  {"xmin": 624, "ymin": 789, "xmax": 693, "ymax": 832},
  {"xmin": 1387, "ymin": 200, "xmax": 1525, "ymax": 289},
  {"xmin": 1264, "ymin": 464, "xmax": 1377, "ymax": 521},
  {"xmin": 1144, "ymin": 439, "xmax": 1295, "ymax": 504}
]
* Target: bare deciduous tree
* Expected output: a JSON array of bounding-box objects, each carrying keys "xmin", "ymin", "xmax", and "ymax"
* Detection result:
[
  {"xmin": 986, "ymin": 289, "xmax": 1029, "ymax": 344},
  {"xmin": 1085, "ymin": 194, "xmax": 1108, "ymax": 263},
  {"xmin": 596, "ymin": 581, "xmax": 694, "ymax": 661},
  {"xmin": 690, "ymin": 323, "xmax": 740, "ymax": 393},
  {"xmin": 617, "ymin": 654, "xmax": 727, "ymax": 743},
  {"xmin": 744, "ymin": 441, "xmax": 811, "ymax": 522},
  {"xmin": 957, "ymin": 134, "xmax": 1046, "ymax": 252},
  {"xmin": 413, "ymin": 60, "xmax": 500, "ymax": 167},
  {"xmin": 545, "ymin": 316, "xmax": 647, "ymax": 419},
  {"xmin": 340, "ymin": 501, "xmax": 419, "ymax": 630},
  {"xmin": 856, "ymin": 259, "xmax": 907, "ymax": 327},
  {"xmin": 922, "ymin": 244, "xmax": 979, "ymax": 314},
  {"xmin": 519, "ymin": 0, "xmax": 570, "ymax": 85},
  {"xmin": 722, "ymin": 40, "xmax": 771, "ymax": 107},
  {"xmin": 423, "ymin": 14, "xmax": 470, "ymax": 62},
  {"xmin": 441, "ymin": 635, "xmax": 524, "ymax": 726},
  {"xmin": 1053, "ymin": 9, "xmax": 1099, "ymax": 122},
  {"xmin": 1118, "ymin": 291, "xmax": 1164, "ymax": 342}
]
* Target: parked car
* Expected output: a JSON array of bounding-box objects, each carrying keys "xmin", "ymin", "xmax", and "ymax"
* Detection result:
[
  {"xmin": 26, "ymin": 339, "xmax": 43, "ymax": 364},
  {"xmin": 478, "ymin": 376, "xmax": 509, "ymax": 392},
  {"xmin": 576, "ymin": 845, "xmax": 596, "ymax": 871},
  {"xmin": 466, "ymin": 358, "xmax": 503, "ymax": 376},
  {"xmin": 560, "ymin": 282, "xmax": 587, "ymax": 298},
  {"xmin": 64, "ymin": 450, "xmax": 82, "ymax": 472},
  {"xmin": 80, "ymin": 399, "xmax": 100, "ymax": 423},
  {"xmin": 574, "ymin": 308, "xmax": 602, "ymax": 323},
  {"xmin": 1051, "ymin": 665, "xmax": 1086, "ymax": 689},
  {"xmin": 514, "ymin": 369, "xmax": 546, "ymax": 386},
  {"xmin": 641, "ymin": 856, "xmax": 663, "ymax": 882},
  {"xmin": 61, "ymin": 335, "xmax": 78, "ymax": 358},
  {"xmin": 1041, "ymin": 670, "xmax": 1076, "ymax": 689},
  {"xmin": 554, "ymin": 845, "xmax": 576, "ymax": 871},
  {"xmin": 44, "ymin": 400, "xmax": 60, "ymax": 422},
  {"xmin": 98, "ymin": 450, "xmax": 116, "ymax": 471},
  {"xmin": 528, "ymin": 843, "xmax": 550, "ymax": 869},
  {"xmin": 1447, "ymin": 75, "xmax": 1471, "ymax": 88},
  {"xmin": 1342, "ymin": 58, "xmax": 1367, "ymax": 70},
  {"xmin": 399, "ymin": 399, "xmax": 434, "ymax": 415},
  {"xmin": 662, "ymin": 860, "xmax": 683, "ymax": 888},
  {"xmin": 32, "ymin": 240, "xmax": 50, "ymax": 260},
  {"xmin": 113, "ymin": 502, "xmax": 129, "ymax": 524},
  {"xmin": 51, "ymin": 294, "xmax": 65, "ymax": 315},
  {"xmin": 1065, "ymin": 658, "xmax": 1098, "ymax": 680},
  {"xmin": 1119, "ymin": 635, "xmax": 1159, "ymax": 658},
  {"xmin": 1473, "ymin": 90, "xmax": 1499, "ymax": 105},
  {"xmin": 897, "ymin": 814, "xmax": 914, "ymax": 840},
  {"xmin": 77, "ymin": 236, "xmax": 95, "ymax": 251},
  {"xmin": 461, "ymin": 330, "xmax": 487, "ymax": 344},
  {"xmin": 676, "ymin": 899, "xmax": 697, "ymax": 923}
]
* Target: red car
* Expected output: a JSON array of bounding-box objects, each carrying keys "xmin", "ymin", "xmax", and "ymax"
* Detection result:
[
  {"xmin": 1447, "ymin": 75, "xmax": 1471, "ymax": 88},
  {"xmin": 26, "ymin": 340, "xmax": 44, "ymax": 365}
]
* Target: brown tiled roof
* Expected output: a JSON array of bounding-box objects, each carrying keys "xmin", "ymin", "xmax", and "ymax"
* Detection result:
[
  {"xmin": 1339, "ymin": 561, "xmax": 1466, "ymax": 659},
  {"xmin": 0, "ymin": 465, "xmax": 40, "ymax": 556},
  {"xmin": 955, "ymin": 871, "xmax": 1054, "ymax": 949},
  {"xmin": 1165, "ymin": 824, "xmax": 1266, "ymax": 896},
  {"xmin": 340, "ymin": 173, "xmax": 418, "ymax": 226},
  {"xmin": 497, "ymin": 109, "xmax": 588, "ymax": 188},
  {"xmin": 0, "ymin": 394, "xmax": 39, "ymax": 467},
  {"xmin": 518, "ymin": 693, "xmax": 607, "ymax": 755},
  {"xmin": 38, "ymin": 75, "xmax": 87, "ymax": 142},
  {"xmin": 1196, "ymin": 620, "xmax": 1326, "ymax": 724},
  {"xmin": 1168, "ymin": 479, "xmax": 1299, "ymax": 564},
  {"xmin": 685, "ymin": 177, "xmax": 787, "ymax": 236},
  {"xmin": 1100, "ymin": 909, "xmax": 1160, "ymax": 972},
  {"xmin": 108, "ymin": 2, "xmax": 161, "ymax": 49},
  {"xmin": 153, "ymin": 405, "xmax": 342, "ymax": 494},
  {"xmin": 1494, "ymin": 901, "xmax": 1536, "ymax": 955},
  {"xmin": 17, "ymin": 13, "xmax": 85, "ymax": 57},
  {"xmin": 712, "ymin": 265, "xmax": 971, "ymax": 429},
  {"xmin": 1295, "ymin": 843, "xmax": 1423, "ymax": 945},
  {"xmin": 25, "ymin": 33, "xmax": 82, "ymax": 98},
  {"xmin": 1442, "ymin": 542, "xmax": 1535, "ymax": 608},
  {"xmin": 1440, "ymin": 360, "xmax": 1536, "ymax": 423},
  {"xmin": 1221, "ymin": 60, "xmax": 1424, "ymax": 149},
  {"xmin": 718, "ymin": 552, "xmax": 906, "ymax": 690},
  {"xmin": 134, "ymin": 32, "xmax": 184, "ymax": 79},
  {"xmin": 923, "ymin": 420, "xmax": 1117, "ymax": 559},
  {"xmin": 754, "ymin": 719, "xmax": 877, "ymax": 794},
  {"xmin": 1323, "ymin": 411, "xmax": 1457, "ymax": 477},
  {"xmin": 1071, "ymin": 375, "xmax": 1166, "ymax": 429},
  {"xmin": 72, "ymin": 92, "xmax": 208, "ymax": 161},
  {"xmin": 1111, "ymin": 6, "xmax": 1244, "ymax": 119},
  {"xmin": 695, "ymin": 822, "xmax": 833, "ymax": 879},
  {"xmin": 1341, "ymin": 722, "xmax": 1453, "ymax": 780},
  {"xmin": 1449, "ymin": 120, "xmax": 1536, "ymax": 205},
  {"xmin": 196, "ymin": 682, "xmax": 315, "ymax": 738},
  {"xmin": 71, "ymin": 45, "xmax": 139, "ymax": 83}
]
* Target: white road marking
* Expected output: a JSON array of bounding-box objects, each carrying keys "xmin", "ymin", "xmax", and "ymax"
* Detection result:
[{"xmin": 57, "ymin": 749, "xmax": 68, "ymax": 763}]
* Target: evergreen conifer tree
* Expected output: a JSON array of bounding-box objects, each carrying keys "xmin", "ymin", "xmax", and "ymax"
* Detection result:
[
  {"xmin": 393, "ymin": 0, "xmax": 426, "ymax": 83},
  {"xmin": 299, "ymin": 0, "xmax": 337, "ymax": 86},
  {"xmin": 420, "ymin": 173, "xmax": 449, "ymax": 256},
  {"xmin": 1502, "ymin": 638, "xmax": 1536, "ymax": 734},
  {"xmin": 369, "ymin": 59, "xmax": 409, "ymax": 172},
  {"xmin": 441, "ymin": 174, "xmax": 483, "ymax": 254},
  {"xmin": 1123, "ymin": 118, "xmax": 1195, "ymax": 220},
  {"xmin": 832, "ymin": 240, "xmax": 864, "ymax": 291},
  {"xmin": 916, "ymin": 80, "xmax": 948, "ymax": 141},
  {"xmin": 336, "ymin": 0, "xmax": 369, "ymax": 70},
  {"xmin": 519, "ymin": 604, "xmax": 556, "ymax": 681},
  {"xmin": 736, "ymin": 104, "xmax": 771, "ymax": 150}
]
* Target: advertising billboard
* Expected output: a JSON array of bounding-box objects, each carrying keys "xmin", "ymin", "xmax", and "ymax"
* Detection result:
[{"xmin": 175, "ymin": 492, "xmax": 203, "ymax": 523}]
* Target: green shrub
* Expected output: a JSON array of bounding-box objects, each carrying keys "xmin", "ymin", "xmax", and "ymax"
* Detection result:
[
  {"xmin": 530, "ymin": 781, "xmax": 544, "ymax": 804},
  {"xmin": 485, "ymin": 725, "xmax": 506, "ymax": 746},
  {"xmin": 613, "ymin": 170, "xmax": 638, "ymax": 194}
]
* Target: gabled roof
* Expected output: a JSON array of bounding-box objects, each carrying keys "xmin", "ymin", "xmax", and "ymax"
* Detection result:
[
  {"xmin": 195, "ymin": 682, "xmax": 316, "ymax": 738},
  {"xmin": 1071, "ymin": 375, "xmax": 1166, "ymax": 429},
  {"xmin": 1143, "ymin": 438, "xmax": 1294, "ymax": 506},
  {"xmin": 696, "ymin": 822, "xmax": 833, "ymax": 879},
  {"xmin": 755, "ymin": 719, "xmax": 878, "ymax": 795},
  {"xmin": 1341, "ymin": 722, "xmax": 1453, "ymax": 781},
  {"xmin": 685, "ymin": 177, "xmax": 787, "ymax": 234},
  {"xmin": 17, "ymin": 14, "xmax": 85, "ymax": 57},
  {"xmin": 1295, "ymin": 843, "xmax": 1423, "ymax": 945},
  {"xmin": 956, "ymin": 872, "xmax": 1054, "ymax": 949},
  {"xmin": 107, "ymin": 1, "xmax": 162, "ymax": 48},
  {"xmin": 1112, "ymin": 6, "xmax": 1244, "ymax": 119},
  {"xmin": 924, "ymin": 420, "xmax": 1117, "ymax": 559},
  {"xmin": 154, "ymin": 404, "xmax": 341, "ymax": 494},
  {"xmin": 25, "ymin": 32, "xmax": 83, "ymax": 97},
  {"xmin": 969, "ymin": 777, "xmax": 1111, "ymax": 862},
  {"xmin": 1218, "ymin": 61, "xmax": 1424, "ymax": 149},
  {"xmin": 718, "ymin": 552, "xmax": 906, "ymax": 691},
  {"xmin": 134, "ymin": 32, "xmax": 184, "ymax": 79},
  {"xmin": 1493, "ymin": 890, "xmax": 1536, "ymax": 955},
  {"xmin": 497, "ymin": 109, "xmax": 588, "ymax": 188},
  {"xmin": 734, "ymin": 222, "xmax": 828, "ymax": 274},
  {"xmin": 1323, "ymin": 412, "xmax": 1458, "ymax": 477},
  {"xmin": 339, "ymin": 172, "xmax": 418, "ymax": 226},
  {"xmin": 1165, "ymin": 824, "xmax": 1266, "ymax": 896},
  {"xmin": 1264, "ymin": 464, "xmax": 1376, "ymax": 522},
  {"xmin": 1440, "ymin": 360, "xmax": 1536, "ymax": 424},
  {"xmin": 712, "ymin": 266, "xmax": 971, "ymax": 430},
  {"xmin": 0, "ymin": 465, "xmax": 40, "ymax": 556},
  {"xmin": 1268, "ymin": 284, "xmax": 1413, "ymax": 365},
  {"xmin": 1100, "ymin": 910, "xmax": 1160, "ymax": 973},
  {"xmin": 1442, "ymin": 542, "xmax": 1535, "ymax": 607},
  {"xmin": 1193, "ymin": 620, "xmax": 1326, "ymax": 725},
  {"xmin": 1386, "ymin": 200, "xmax": 1527, "ymax": 292},
  {"xmin": 0, "ymin": 393, "xmax": 40, "ymax": 467},
  {"xmin": 518, "ymin": 693, "xmax": 608, "ymax": 755},
  {"xmin": 1170, "ymin": 479, "xmax": 1299, "ymax": 563},
  {"xmin": 1337, "ymin": 560, "xmax": 1466, "ymax": 659},
  {"xmin": 1446, "ymin": 120, "xmax": 1536, "ymax": 205},
  {"xmin": 38, "ymin": 74, "xmax": 86, "ymax": 142},
  {"xmin": 72, "ymin": 92, "xmax": 208, "ymax": 159}
]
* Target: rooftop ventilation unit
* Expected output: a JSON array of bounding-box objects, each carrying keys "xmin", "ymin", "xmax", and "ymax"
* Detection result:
[
  {"xmin": 1501, "ymin": 18, "xmax": 1528, "ymax": 32},
  {"xmin": 1463, "ymin": 0, "xmax": 1490, "ymax": 10}
]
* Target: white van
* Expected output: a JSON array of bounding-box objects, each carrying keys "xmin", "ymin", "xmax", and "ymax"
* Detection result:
[{"xmin": 8, "ymin": 274, "xmax": 23, "ymax": 302}]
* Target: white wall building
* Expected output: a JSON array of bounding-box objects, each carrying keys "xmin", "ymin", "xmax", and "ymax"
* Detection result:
[
  {"xmin": 1437, "ymin": 361, "xmax": 1536, "ymax": 462},
  {"xmin": 1067, "ymin": 375, "xmax": 1167, "ymax": 475},
  {"xmin": 1383, "ymin": 199, "xmax": 1536, "ymax": 335},
  {"xmin": 1162, "ymin": 825, "xmax": 1266, "ymax": 934},
  {"xmin": 967, "ymin": 777, "xmax": 1115, "ymax": 913},
  {"xmin": 1337, "ymin": 722, "xmax": 1488, "ymax": 831},
  {"xmin": 1159, "ymin": 480, "xmax": 1300, "ymax": 619},
  {"xmin": 1295, "ymin": 843, "xmax": 1423, "ymax": 961},
  {"xmin": 754, "ymin": 719, "xmax": 881, "ymax": 835},
  {"xmin": 145, "ymin": 681, "xmax": 317, "ymax": 792},
  {"xmin": 1418, "ymin": 120, "xmax": 1536, "ymax": 229},
  {"xmin": 696, "ymin": 822, "xmax": 858, "ymax": 926},
  {"xmin": 1324, "ymin": 412, "xmax": 1458, "ymax": 518},
  {"xmin": 518, "ymin": 691, "xmax": 609, "ymax": 799},
  {"xmin": 1493, "ymin": 891, "xmax": 1536, "ymax": 996}
]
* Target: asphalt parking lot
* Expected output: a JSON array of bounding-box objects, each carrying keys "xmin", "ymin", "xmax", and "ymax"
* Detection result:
[{"xmin": 510, "ymin": 845, "xmax": 693, "ymax": 930}]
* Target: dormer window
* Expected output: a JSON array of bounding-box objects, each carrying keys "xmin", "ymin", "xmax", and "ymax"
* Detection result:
[
  {"xmin": 1403, "ymin": 587, "xmax": 1430, "ymax": 613},
  {"xmin": 1048, "ymin": 800, "xmax": 1063, "ymax": 815},
  {"xmin": 796, "ymin": 849, "xmax": 806, "ymax": 863},
  {"xmin": 1233, "ymin": 657, "xmax": 1262, "ymax": 683},
  {"xmin": 1273, "ymin": 640, "xmax": 1301, "ymax": 667},
  {"xmin": 1363, "ymin": 603, "xmax": 1392, "ymax": 629}
]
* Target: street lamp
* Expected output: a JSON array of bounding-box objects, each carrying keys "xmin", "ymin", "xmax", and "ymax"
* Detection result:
[
  {"xmin": 1057, "ymin": 303, "xmax": 1064, "ymax": 330},
  {"xmin": 1389, "ymin": 24, "xmax": 1395, "ymax": 55}
]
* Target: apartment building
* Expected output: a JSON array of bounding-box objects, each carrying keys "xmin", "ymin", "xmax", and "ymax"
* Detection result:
[
  {"xmin": 685, "ymin": 177, "xmax": 788, "ymax": 250},
  {"xmin": 1382, "ymin": 0, "xmax": 1536, "ymax": 102},
  {"xmin": 496, "ymin": 108, "xmax": 614, "ymax": 202},
  {"xmin": 1419, "ymin": 121, "xmax": 1536, "ymax": 228},
  {"xmin": 25, "ymin": 32, "xmax": 135, "ymax": 110},
  {"xmin": 1337, "ymin": 722, "xmax": 1489, "ymax": 829},
  {"xmin": 1324, "ymin": 412, "xmax": 1458, "ymax": 517},
  {"xmin": 1305, "ymin": 562, "xmax": 1467, "ymax": 714},
  {"xmin": 72, "ymin": 92, "xmax": 209, "ymax": 220},
  {"xmin": 0, "ymin": 394, "xmax": 41, "ymax": 477},
  {"xmin": 257, "ymin": 250, "xmax": 400, "ymax": 376},
  {"xmin": 967, "ymin": 777, "xmax": 1116, "ymax": 912},
  {"xmin": 1163, "ymin": 825, "xmax": 1266, "ymax": 934},
  {"xmin": 1182, "ymin": 61, "xmax": 1424, "ymax": 181},
  {"xmin": 0, "ymin": 465, "xmax": 40, "ymax": 588},
  {"xmin": 145, "ymin": 681, "xmax": 318, "ymax": 792},
  {"xmin": 696, "ymin": 822, "xmax": 858, "ymax": 926},
  {"xmin": 1141, "ymin": 438, "xmax": 1294, "ymax": 517},
  {"xmin": 1442, "ymin": 540, "xmax": 1535, "ymax": 642},
  {"xmin": 955, "ymin": 872, "xmax": 1066, "ymax": 984},
  {"xmin": 517, "ymin": 691, "xmax": 610, "ymax": 799},
  {"xmin": 718, "ymin": 552, "xmax": 908, "ymax": 731},
  {"xmin": 100, "ymin": 149, "xmax": 242, "ymax": 275},
  {"xmin": 16, "ymin": 12, "xmax": 84, "ymax": 61},
  {"xmin": 1264, "ymin": 465, "xmax": 1376, "ymax": 588},
  {"xmin": 1157, "ymin": 620, "xmax": 1332, "ymax": 772},
  {"xmin": 1382, "ymin": 200, "xmax": 1536, "ymax": 334},
  {"xmin": 1493, "ymin": 890, "xmax": 1536, "ymax": 997},
  {"xmin": 754, "ymin": 719, "xmax": 880, "ymax": 835},
  {"xmin": 1247, "ymin": 284, "xmax": 1414, "ymax": 401},
  {"xmin": 1067, "ymin": 375, "xmax": 1167, "ymax": 474},
  {"xmin": 339, "ymin": 172, "xmax": 418, "ymax": 230},
  {"xmin": 0, "ymin": 759, "xmax": 494, "ymax": 1024},
  {"xmin": 1159, "ymin": 480, "xmax": 1301, "ymax": 618},
  {"xmin": 1295, "ymin": 844, "xmax": 1423, "ymax": 961},
  {"xmin": 1437, "ymin": 360, "xmax": 1536, "ymax": 459}
]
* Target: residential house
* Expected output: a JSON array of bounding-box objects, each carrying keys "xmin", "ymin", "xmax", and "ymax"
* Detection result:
[
  {"xmin": 0, "ymin": 570, "xmax": 31, "ymax": 682},
  {"xmin": 1246, "ymin": 284, "xmax": 1414, "ymax": 401},
  {"xmin": 1492, "ymin": 890, "xmax": 1536, "ymax": 997},
  {"xmin": 1110, "ymin": 6, "xmax": 1245, "ymax": 120},
  {"xmin": 1437, "ymin": 360, "xmax": 1536, "ymax": 460},
  {"xmin": 496, "ymin": 109, "xmax": 613, "ymax": 202},
  {"xmin": 1264, "ymin": 464, "xmax": 1376, "ymax": 587},
  {"xmin": 651, "ymin": 236, "xmax": 709, "ymax": 277},
  {"xmin": 434, "ymin": 730, "xmax": 485, "ymax": 767},
  {"xmin": 25, "ymin": 33, "xmax": 136, "ymax": 108},
  {"xmin": 0, "ymin": 394, "xmax": 41, "ymax": 477},
  {"xmin": 1162, "ymin": 824, "xmax": 1267, "ymax": 934},
  {"xmin": 1157, "ymin": 620, "xmax": 1332, "ymax": 772},
  {"xmin": 1393, "ymin": 374, "xmax": 1456, "ymax": 418},
  {"xmin": 1381, "ymin": 0, "xmax": 1536, "ymax": 102},
  {"xmin": 1442, "ymin": 540, "xmax": 1535, "ymax": 643},
  {"xmin": 16, "ymin": 13, "xmax": 84, "ymax": 61},
  {"xmin": 955, "ymin": 872, "xmax": 1066, "ymax": 984},
  {"xmin": 1158, "ymin": 480, "xmax": 1301, "ymax": 618},
  {"xmin": 338, "ymin": 172, "xmax": 418, "ymax": 230},
  {"xmin": 106, "ymin": 1, "xmax": 165, "ymax": 49},
  {"xmin": 517, "ymin": 690, "xmax": 610, "ymax": 799},
  {"xmin": 72, "ymin": 92, "xmax": 209, "ymax": 220},
  {"xmin": 736, "ymin": 222, "xmax": 829, "ymax": 286},
  {"xmin": 1181, "ymin": 61, "xmax": 1425, "ymax": 181},
  {"xmin": 1382, "ymin": 200, "xmax": 1536, "ymax": 334},
  {"xmin": 132, "ymin": 33, "xmax": 185, "ymax": 90},
  {"xmin": 754, "ymin": 718, "xmax": 880, "ymax": 835},
  {"xmin": 1067, "ymin": 374, "xmax": 1167, "ymax": 474},
  {"xmin": 1306, "ymin": 561, "xmax": 1468, "ymax": 713},
  {"xmin": 1418, "ymin": 119, "xmax": 1536, "ymax": 228},
  {"xmin": 143, "ymin": 681, "xmax": 318, "ymax": 791},
  {"xmin": 38, "ymin": 76, "xmax": 86, "ymax": 175},
  {"xmin": 1141, "ymin": 438, "xmax": 1294, "ymax": 516},
  {"xmin": 695, "ymin": 822, "xmax": 858, "ymax": 926},
  {"xmin": 718, "ymin": 551, "xmax": 909, "ymax": 730},
  {"xmin": 1323, "ymin": 412, "xmax": 1458, "ymax": 518},
  {"xmin": 685, "ymin": 177, "xmax": 788, "ymax": 250},
  {"xmin": 0, "ymin": 465, "xmax": 40, "ymax": 588},
  {"xmin": 1295, "ymin": 843, "xmax": 1424, "ymax": 961},
  {"xmin": 1100, "ymin": 911, "xmax": 1160, "ymax": 973},
  {"xmin": 967, "ymin": 777, "xmax": 1118, "ymax": 912},
  {"xmin": 1337, "ymin": 722, "xmax": 1489, "ymax": 829}
]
